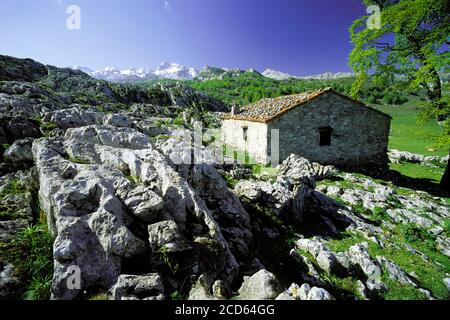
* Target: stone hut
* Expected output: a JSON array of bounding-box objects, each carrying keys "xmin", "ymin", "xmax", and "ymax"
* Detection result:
[{"xmin": 221, "ymin": 88, "xmax": 391, "ymax": 169}]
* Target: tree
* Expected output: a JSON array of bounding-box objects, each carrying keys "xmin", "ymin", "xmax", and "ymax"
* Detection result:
[{"xmin": 349, "ymin": 0, "xmax": 450, "ymax": 190}]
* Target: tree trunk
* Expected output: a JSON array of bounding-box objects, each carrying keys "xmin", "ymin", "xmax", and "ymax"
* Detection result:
[{"xmin": 440, "ymin": 154, "xmax": 450, "ymax": 193}]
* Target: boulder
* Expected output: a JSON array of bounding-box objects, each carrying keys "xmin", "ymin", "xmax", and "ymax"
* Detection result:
[
  {"xmin": 299, "ymin": 283, "xmax": 310, "ymax": 300},
  {"xmin": 32, "ymin": 124, "xmax": 249, "ymax": 299},
  {"xmin": 443, "ymin": 278, "xmax": 450, "ymax": 292},
  {"xmin": 0, "ymin": 117, "xmax": 41, "ymax": 145},
  {"xmin": 275, "ymin": 292, "xmax": 295, "ymax": 300},
  {"xmin": 347, "ymin": 243, "xmax": 385, "ymax": 293},
  {"xmin": 116, "ymin": 182, "xmax": 164, "ymax": 222},
  {"xmin": 306, "ymin": 287, "xmax": 334, "ymax": 300},
  {"xmin": 287, "ymin": 283, "xmax": 301, "ymax": 300},
  {"xmin": 238, "ymin": 270, "xmax": 282, "ymax": 300},
  {"xmin": 3, "ymin": 138, "xmax": 34, "ymax": 164},
  {"xmin": 103, "ymin": 113, "xmax": 134, "ymax": 128},
  {"xmin": 188, "ymin": 280, "xmax": 217, "ymax": 300},
  {"xmin": 148, "ymin": 220, "xmax": 190, "ymax": 253},
  {"xmin": 110, "ymin": 274, "xmax": 165, "ymax": 300},
  {"xmin": 278, "ymin": 154, "xmax": 336, "ymax": 186},
  {"xmin": 0, "ymin": 262, "xmax": 23, "ymax": 300},
  {"xmin": 42, "ymin": 107, "xmax": 103, "ymax": 130},
  {"xmin": 295, "ymin": 238, "xmax": 338, "ymax": 274},
  {"xmin": 376, "ymin": 256, "xmax": 416, "ymax": 287},
  {"xmin": 235, "ymin": 176, "xmax": 311, "ymax": 224}
]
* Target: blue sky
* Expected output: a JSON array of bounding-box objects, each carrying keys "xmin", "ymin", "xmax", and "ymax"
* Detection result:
[{"xmin": 0, "ymin": 0, "xmax": 368, "ymax": 75}]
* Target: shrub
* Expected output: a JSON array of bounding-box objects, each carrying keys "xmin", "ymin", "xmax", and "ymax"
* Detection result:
[{"xmin": 0, "ymin": 224, "xmax": 54, "ymax": 300}]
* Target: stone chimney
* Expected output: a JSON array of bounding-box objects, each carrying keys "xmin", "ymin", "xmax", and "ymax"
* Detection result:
[{"xmin": 231, "ymin": 104, "xmax": 240, "ymax": 116}]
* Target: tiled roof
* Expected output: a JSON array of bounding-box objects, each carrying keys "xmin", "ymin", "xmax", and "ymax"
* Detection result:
[{"xmin": 224, "ymin": 87, "xmax": 391, "ymax": 123}]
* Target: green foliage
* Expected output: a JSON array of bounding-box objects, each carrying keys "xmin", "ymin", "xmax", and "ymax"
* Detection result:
[
  {"xmin": 24, "ymin": 274, "xmax": 53, "ymax": 300},
  {"xmin": 222, "ymin": 173, "xmax": 239, "ymax": 189},
  {"xmin": 349, "ymin": 0, "xmax": 450, "ymax": 152},
  {"xmin": 185, "ymin": 72, "xmax": 357, "ymax": 106},
  {"xmin": 0, "ymin": 178, "xmax": 27, "ymax": 196},
  {"xmin": 88, "ymin": 292, "xmax": 109, "ymax": 300},
  {"xmin": 172, "ymin": 116, "xmax": 185, "ymax": 127},
  {"xmin": 170, "ymin": 290, "xmax": 183, "ymax": 300},
  {"xmin": 328, "ymin": 225, "xmax": 450, "ymax": 299},
  {"xmin": 126, "ymin": 175, "xmax": 141, "ymax": 185},
  {"xmin": 372, "ymin": 206, "xmax": 389, "ymax": 221},
  {"xmin": 158, "ymin": 245, "xmax": 180, "ymax": 275},
  {"xmin": 65, "ymin": 156, "xmax": 90, "ymax": 165},
  {"xmin": 442, "ymin": 219, "xmax": 450, "ymax": 238},
  {"xmin": 40, "ymin": 122, "xmax": 58, "ymax": 131},
  {"xmin": 0, "ymin": 205, "xmax": 15, "ymax": 221},
  {"xmin": 0, "ymin": 224, "xmax": 54, "ymax": 300},
  {"xmin": 375, "ymin": 101, "xmax": 447, "ymax": 156},
  {"xmin": 397, "ymin": 224, "xmax": 437, "ymax": 251}
]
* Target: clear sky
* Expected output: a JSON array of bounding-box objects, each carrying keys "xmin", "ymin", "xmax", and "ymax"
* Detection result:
[{"xmin": 0, "ymin": 0, "xmax": 368, "ymax": 75}]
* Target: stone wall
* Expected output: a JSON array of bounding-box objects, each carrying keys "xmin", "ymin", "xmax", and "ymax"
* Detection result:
[
  {"xmin": 221, "ymin": 119, "xmax": 269, "ymax": 164},
  {"xmin": 267, "ymin": 92, "xmax": 391, "ymax": 168}
]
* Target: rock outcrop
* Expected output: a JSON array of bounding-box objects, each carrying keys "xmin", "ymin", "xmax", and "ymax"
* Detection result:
[{"xmin": 31, "ymin": 124, "xmax": 252, "ymax": 299}]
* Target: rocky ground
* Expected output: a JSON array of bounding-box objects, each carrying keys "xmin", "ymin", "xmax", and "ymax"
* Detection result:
[{"xmin": 0, "ymin": 55, "xmax": 449, "ymax": 300}]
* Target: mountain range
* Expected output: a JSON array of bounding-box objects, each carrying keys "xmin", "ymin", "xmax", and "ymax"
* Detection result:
[
  {"xmin": 262, "ymin": 69, "xmax": 354, "ymax": 81},
  {"xmin": 71, "ymin": 63, "xmax": 353, "ymax": 83}
]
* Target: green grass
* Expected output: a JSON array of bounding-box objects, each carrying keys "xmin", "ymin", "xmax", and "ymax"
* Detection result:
[
  {"xmin": 250, "ymin": 164, "xmax": 279, "ymax": 177},
  {"xmin": 374, "ymin": 101, "xmax": 446, "ymax": 157},
  {"xmin": 0, "ymin": 178, "xmax": 27, "ymax": 196},
  {"xmin": 0, "ymin": 207, "xmax": 15, "ymax": 221},
  {"xmin": 65, "ymin": 156, "xmax": 90, "ymax": 165},
  {"xmin": 126, "ymin": 175, "xmax": 141, "ymax": 185},
  {"xmin": 40, "ymin": 122, "xmax": 58, "ymax": 130},
  {"xmin": 0, "ymin": 224, "xmax": 54, "ymax": 300},
  {"xmin": 389, "ymin": 162, "xmax": 445, "ymax": 183},
  {"xmin": 327, "ymin": 228, "xmax": 450, "ymax": 300}
]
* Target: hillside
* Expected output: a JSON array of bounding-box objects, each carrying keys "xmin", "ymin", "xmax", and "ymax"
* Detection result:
[
  {"xmin": 139, "ymin": 71, "xmax": 447, "ymax": 182},
  {"xmin": 0, "ymin": 54, "xmax": 228, "ymax": 119},
  {"xmin": 0, "ymin": 54, "xmax": 448, "ymax": 302}
]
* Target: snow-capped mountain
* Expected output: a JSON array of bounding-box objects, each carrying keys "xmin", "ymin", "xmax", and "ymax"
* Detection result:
[
  {"xmin": 70, "ymin": 63, "xmax": 198, "ymax": 83},
  {"xmin": 262, "ymin": 68, "xmax": 353, "ymax": 81},
  {"xmin": 262, "ymin": 69, "xmax": 295, "ymax": 80},
  {"xmin": 70, "ymin": 63, "xmax": 353, "ymax": 83},
  {"xmin": 299, "ymin": 72, "xmax": 354, "ymax": 80},
  {"xmin": 87, "ymin": 66, "xmax": 157, "ymax": 83},
  {"xmin": 71, "ymin": 66, "xmax": 94, "ymax": 74},
  {"xmin": 153, "ymin": 62, "xmax": 198, "ymax": 80}
]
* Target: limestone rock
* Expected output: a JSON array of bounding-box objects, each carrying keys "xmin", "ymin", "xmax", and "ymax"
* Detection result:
[
  {"xmin": 299, "ymin": 283, "xmax": 310, "ymax": 300},
  {"xmin": 295, "ymin": 238, "xmax": 338, "ymax": 274},
  {"xmin": 110, "ymin": 274, "xmax": 165, "ymax": 300},
  {"xmin": 306, "ymin": 287, "xmax": 334, "ymax": 300},
  {"xmin": 116, "ymin": 182, "xmax": 164, "ymax": 222},
  {"xmin": 275, "ymin": 292, "xmax": 295, "ymax": 300},
  {"xmin": 278, "ymin": 154, "xmax": 337, "ymax": 186},
  {"xmin": 32, "ymin": 123, "xmax": 249, "ymax": 299},
  {"xmin": 0, "ymin": 262, "xmax": 23, "ymax": 300},
  {"xmin": 376, "ymin": 256, "xmax": 416, "ymax": 287},
  {"xmin": 148, "ymin": 220, "xmax": 190, "ymax": 253},
  {"xmin": 3, "ymin": 138, "xmax": 34, "ymax": 163},
  {"xmin": 238, "ymin": 270, "xmax": 282, "ymax": 300},
  {"xmin": 287, "ymin": 283, "xmax": 301, "ymax": 300}
]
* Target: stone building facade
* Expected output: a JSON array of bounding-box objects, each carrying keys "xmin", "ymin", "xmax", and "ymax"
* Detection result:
[{"xmin": 222, "ymin": 88, "xmax": 391, "ymax": 169}]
